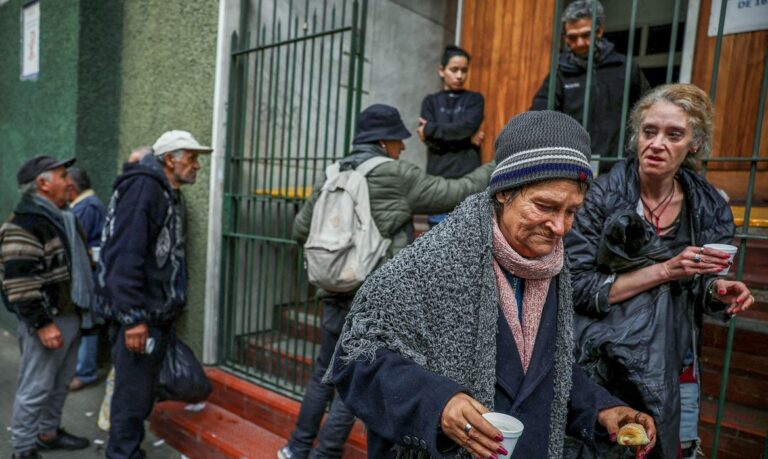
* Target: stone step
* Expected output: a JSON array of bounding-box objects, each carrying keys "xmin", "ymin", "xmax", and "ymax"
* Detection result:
[
  {"xmin": 701, "ymin": 316, "xmax": 768, "ymax": 357},
  {"xmin": 699, "ymin": 397, "xmax": 768, "ymax": 459},
  {"xmin": 236, "ymin": 331, "xmax": 317, "ymax": 390},
  {"xmin": 734, "ymin": 237, "xmax": 768, "ymax": 291},
  {"xmin": 150, "ymin": 400, "xmax": 285, "ymax": 459},
  {"xmin": 279, "ymin": 305, "xmax": 323, "ymax": 345},
  {"xmin": 205, "ymin": 367, "xmax": 367, "ymax": 458}
]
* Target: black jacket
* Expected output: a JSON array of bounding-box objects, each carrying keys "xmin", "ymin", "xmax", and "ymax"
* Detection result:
[
  {"xmin": 421, "ymin": 90, "xmax": 484, "ymax": 178},
  {"xmin": 531, "ymin": 40, "xmax": 649, "ymax": 162},
  {"xmin": 97, "ymin": 156, "xmax": 188, "ymax": 326},
  {"xmin": 564, "ymin": 159, "xmax": 735, "ymax": 457}
]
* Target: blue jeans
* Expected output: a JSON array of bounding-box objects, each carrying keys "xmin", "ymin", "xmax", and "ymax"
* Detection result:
[
  {"xmin": 75, "ymin": 334, "xmax": 99, "ymax": 384},
  {"xmin": 287, "ymin": 298, "xmax": 356, "ymax": 459},
  {"xmin": 679, "ymin": 382, "xmax": 700, "ymax": 442}
]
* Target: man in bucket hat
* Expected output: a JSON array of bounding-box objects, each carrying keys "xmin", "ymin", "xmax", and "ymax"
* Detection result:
[
  {"xmin": 278, "ymin": 104, "xmax": 494, "ymax": 459},
  {"xmin": 1, "ymin": 155, "xmax": 91, "ymax": 459},
  {"xmin": 97, "ymin": 130, "xmax": 212, "ymax": 459}
]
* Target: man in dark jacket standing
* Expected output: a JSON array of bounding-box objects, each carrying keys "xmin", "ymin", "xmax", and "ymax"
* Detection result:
[
  {"xmin": 0, "ymin": 156, "xmax": 91, "ymax": 459},
  {"xmin": 98, "ymin": 130, "xmax": 212, "ymax": 459},
  {"xmin": 66, "ymin": 167, "xmax": 107, "ymax": 391},
  {"xmin": 530, "ymin": 0, "xmax": 649, "ymax": 171}
]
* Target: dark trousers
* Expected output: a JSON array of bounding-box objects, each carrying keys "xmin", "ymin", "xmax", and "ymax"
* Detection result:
[
  {"xmin": 106, "ymin": 324, "xmax": 172, "ymax": 459},
  {"xmin": 288, "ymin": 298, "xmax": 356, "ymax": 459}
]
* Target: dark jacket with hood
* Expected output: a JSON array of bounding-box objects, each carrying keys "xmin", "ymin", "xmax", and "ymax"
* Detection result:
[
  {"xmin": 564, "ymin": 159, "xmax": 734, "ymax": 458},
  {"xmin": 421, "ymin": 90, "xmax": 484, "ymax": 178},
  {"xmin": 531, "ymin": 39, "xmax": 649, "ymax": 162},
  {"xmin": 97, "ymin": 155, "xmax": 188, "ymax": 326}
]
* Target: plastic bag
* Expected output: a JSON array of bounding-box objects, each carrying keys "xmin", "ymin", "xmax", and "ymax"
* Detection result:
[
  {"xmin": 97, "ymin": 367, "xmax": 114, "ymax": 431},
  {"xmin": 157, "ymin": 334, "xmax": 212, "ymax": 403}
]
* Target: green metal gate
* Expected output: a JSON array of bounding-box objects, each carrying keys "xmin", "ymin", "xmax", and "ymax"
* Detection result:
[{"xmin": 218, "ymin": 0, "xmax": 368, "ymax": 400}]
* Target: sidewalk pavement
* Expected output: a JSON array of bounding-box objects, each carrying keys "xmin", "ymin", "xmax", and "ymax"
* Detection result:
[{"xmin": 0, "ymin": 327, "xmax": 180, "ymax": 459}]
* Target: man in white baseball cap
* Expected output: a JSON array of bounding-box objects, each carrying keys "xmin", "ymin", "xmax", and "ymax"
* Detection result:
[{"xmin": 97, "ymin": 130, "xmax": 211, "ymax": 459}]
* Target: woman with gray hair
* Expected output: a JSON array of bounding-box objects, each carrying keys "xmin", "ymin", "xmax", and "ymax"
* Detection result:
[
  {"xmin": 565, "ymin": 83, "xmax": 754, "ymax": 458},
  {"xmin": 329, "ymin": 111, "xmax": 656, "ymax": 459}
]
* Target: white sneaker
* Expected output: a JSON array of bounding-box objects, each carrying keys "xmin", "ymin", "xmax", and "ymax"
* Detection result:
[{"xmin": 277, "ymin": 446, "xmax": 294, "ymax": 459}]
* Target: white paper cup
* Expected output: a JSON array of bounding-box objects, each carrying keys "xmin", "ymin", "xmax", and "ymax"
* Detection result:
[
  {"xmin": 482, "ymin": 412, "xmax": 524, "ymax": 458},
  {"xmin": 704, "ymin": 243, "xmax": 737, "ymax": 276}
]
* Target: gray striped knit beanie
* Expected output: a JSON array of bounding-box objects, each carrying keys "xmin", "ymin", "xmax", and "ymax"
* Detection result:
[{"xmin": 489, "ymin": 110, "xmax": 593, "ymax": 195}]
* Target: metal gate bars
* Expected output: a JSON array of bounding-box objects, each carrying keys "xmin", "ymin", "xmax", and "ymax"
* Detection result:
[{"xmin": 218, "ymin": 0, "xmax": 368, "ymax": 400}]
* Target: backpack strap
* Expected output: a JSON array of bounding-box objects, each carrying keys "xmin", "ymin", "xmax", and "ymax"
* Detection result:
[{"xmin": 355, "ymin": 156, "xmax": 393, "ymax": 177}]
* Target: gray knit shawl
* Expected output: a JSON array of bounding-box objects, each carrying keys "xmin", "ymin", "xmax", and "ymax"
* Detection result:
[{"xmin": 335, "ymin": 191, "xmax": 575, "ymax": 458}]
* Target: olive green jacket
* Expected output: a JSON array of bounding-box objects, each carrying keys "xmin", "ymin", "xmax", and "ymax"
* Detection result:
[{"xmin": 292, "ymin": 144, "xmax": 493, "ymax": 258}]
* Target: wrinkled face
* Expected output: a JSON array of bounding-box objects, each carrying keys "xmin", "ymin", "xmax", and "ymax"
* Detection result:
[
  {"xmin": 380, "ymin": 139, "xmax": 405, "ymax": 159},
  {"xmin": 438, "ymin": 56, "xmax": 469, "ymax": 91},
  {"xmin": 564, "ymin": 18, "xmax": 603, "ymax": 57},
  {"xmin": 65, "ymin": 175, "xmax": 78, "ymax": 203},
  {"xmin": 496, "ymin": 180, "xmax": 584, "ymax": 258},
  {"xmin": 37, "ymin": 166, "xmax": 70, "ymax": 208},
  {"xmin": 637, "ymin": 101, "xmax": 694, "ymax": 179},
  {"xmin": 166, "ymin": 150, "xmax": 202, "ymax": 187}
]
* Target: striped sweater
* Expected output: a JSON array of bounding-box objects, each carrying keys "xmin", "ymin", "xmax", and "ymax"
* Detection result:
[{"xmin": 0, "ymin": 196, "xmax": 74, "ymax": 329}]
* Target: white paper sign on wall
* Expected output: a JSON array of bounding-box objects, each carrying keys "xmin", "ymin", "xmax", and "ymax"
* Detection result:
[
  {"xmin": 21, "ymin": 1, "xmax": 40, "ymax": 80},
  {"xmin": 708, "ymin": 0, "xmax": 768, "ymax": 36}
]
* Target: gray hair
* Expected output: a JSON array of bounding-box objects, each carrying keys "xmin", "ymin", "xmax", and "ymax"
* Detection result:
[
  {"xmin": 19, "ymin": 170, "xmax": 53, "ymax": 196},
  {"xmin": 156, "ymin": 149, "xmax": 186, "ymax": 164},
  {"xmin": 562, "ymin": 0, "xmax": 605, "ymax": 29}
]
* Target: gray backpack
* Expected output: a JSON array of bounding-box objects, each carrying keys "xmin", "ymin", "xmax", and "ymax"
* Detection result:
[{"xmin": 304, "ymin": 156, "xmax": 393, "ymax": 292}]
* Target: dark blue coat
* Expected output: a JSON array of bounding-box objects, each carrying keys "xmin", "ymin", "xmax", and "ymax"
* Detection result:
[
  {"xmin": 71, "ymin": 193, "xmax": 106, "ymax": 248},
  {"xmin": 331, "ymin": 280, "xmax": 624, "ymax": 457},
  {"xmin": 96, "ymin": 156, "xmax": 188, "ymax": 326}
]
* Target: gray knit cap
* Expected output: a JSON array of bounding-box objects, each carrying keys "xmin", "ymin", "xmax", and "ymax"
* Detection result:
[{"xmin": 489, "ymin": 111, "xmax": 593, "ymax": 195}]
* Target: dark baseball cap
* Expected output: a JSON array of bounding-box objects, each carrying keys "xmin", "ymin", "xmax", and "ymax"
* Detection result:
[{"xmin": 17, "ymin": 155, "xmax": 76, "ymax": 185}]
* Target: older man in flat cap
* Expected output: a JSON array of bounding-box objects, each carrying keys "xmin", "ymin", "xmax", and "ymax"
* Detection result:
[
  {"xmin": 0, "ymin": 156, "xmax": 91, "ymax": 459},
  {"xmin": 97, "ymin": 130, "xmax": 212, "ymax": 459}
]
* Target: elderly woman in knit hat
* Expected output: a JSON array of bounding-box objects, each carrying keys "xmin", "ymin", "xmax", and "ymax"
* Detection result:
[{"xmin": 328, "ymin": 111, "xmax": 657, "ymax": 459}]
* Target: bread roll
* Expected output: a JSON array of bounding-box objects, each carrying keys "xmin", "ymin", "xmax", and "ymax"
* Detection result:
[{"xmin": 617, "ymin": 423, "xmax": 650, "ymax": 446}]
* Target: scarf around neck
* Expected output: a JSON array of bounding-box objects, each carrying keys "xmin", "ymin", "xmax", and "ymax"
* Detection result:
[
  {"xmin": 33, "ymin": 195, "xmax": 96, "ymax": 318},
  {"xmin": 331, "ymin": 191, "xmax": 575, "ymax": 458},
  {"xmin": 491, "ymin": 217, "xmax": 563, "ymax": 372}
]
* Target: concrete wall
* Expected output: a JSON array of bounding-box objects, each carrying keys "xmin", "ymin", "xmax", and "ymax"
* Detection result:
[
  {"xmin": 0, "ymin": 0, "xmax": 80, "ymax": 220},
  {"xmin": 0, "ymin": 0, "xmax": 121, "ymax": 329},
  {"xmin": 364, "ymin": 0, "xmax": 458, "ymax": 169},
  {"xmin": 117, "ymin": 0, "xmax": 218, "ymax": 354}
]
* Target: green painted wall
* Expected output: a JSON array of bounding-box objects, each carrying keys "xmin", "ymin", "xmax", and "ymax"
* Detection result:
[
  {"xmin": 0, "ymin": 0, "xmax": 80, "ymax": 221},
  {"xmin": 0, "ymin": 0, "xmax": 122, "ymax": 329},
  {"xmin": 117, "ymin": 0, "xmax": 218, "ymax": 354}
]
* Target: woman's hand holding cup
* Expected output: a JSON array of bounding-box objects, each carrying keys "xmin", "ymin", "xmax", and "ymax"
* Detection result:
[
  {"xmin": 661, "ymin": 245, "xmax": 731, "ymax": 280},
  {"xmin": 441, "ymin": 393, "xmax": 506, "ymax": 458}
]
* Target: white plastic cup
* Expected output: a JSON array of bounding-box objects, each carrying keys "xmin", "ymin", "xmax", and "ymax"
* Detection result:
[
  {"xmin": 91, "ymin": 247, "xmax": 101, "ymax": 263},
  {"xmin": 704, "ymin": 243, "xmax": 737, "ymax": 276},
  {"xmin": 482, "ymin": 412, "xmax": 524, "ymax": 458}
]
